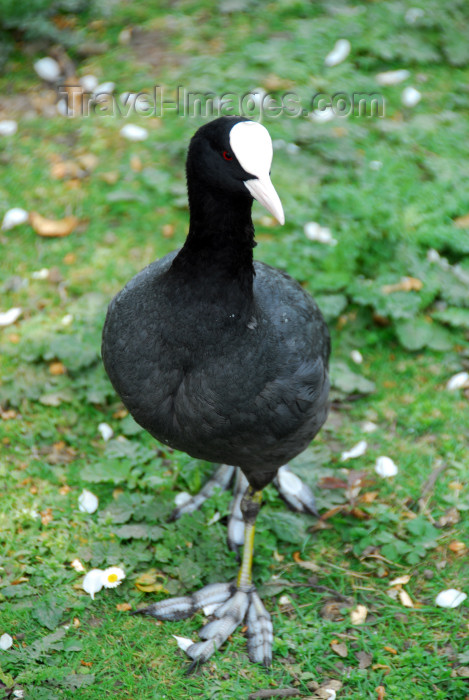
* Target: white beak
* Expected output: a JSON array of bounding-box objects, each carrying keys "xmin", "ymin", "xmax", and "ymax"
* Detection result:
[
  {"xmin": 244, "ymin": 176, "xmax": 285, "ymax": 225},
  {"xmin": 229, "ymin": 120, "xmax": 285, "ymax": 226}
]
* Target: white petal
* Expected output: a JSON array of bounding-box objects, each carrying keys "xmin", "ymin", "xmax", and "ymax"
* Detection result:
[
  {"xmin": 435, "ymin": 589, "xmax": 467, "ymax": 608},
  {"xmin": 78, "ymin": 489, "xmax": 99, "ymax": 514},
  {"xmin": 34, "ymin": 57, "xmax": 61, "ymax": 82},
  {"xmin": 1, "ymin": 207, "xmax": 28, "ymax": 230},
  {"xmin": 350, "ymin": 350, "xmax": 363, "ymax": 364},
  {"xmin": 61, "ymin": 313, "xmax": 74, "ymax": 326},
  {"xmin": 172, "ymin": 635, "xmax": 194, "ymax": 652},
  {"xmin": 310, "ymin": 106, "xmax": 335, "ymax": 123},
  {"xmin": 98, "ymin": 422, "xmax": 113, "ymax": 441},
  {"xmin": 405, "ymin": 8, "xmax": 424, "ymax": 24},
  {"xmin": 304, "ymin": 222, "xmax": 337, "ymax": 245},
  {"xmin": 341, "ymin": 440, "xmax": 368, "ymax": 461},
  {"xmin": 402, "ymin": 86, "xmax": 421, "ymax": 107},
  {"xmin": 93, "ymin": 81, "xmax": 115, "ymax": 96},
  {"xmin": 361, "ymin": 420, "xmax": 378, "ymax": 433},
  {"xmin": 0, "ymin": 120, "xmax": 18, "ymax": 136},
  {"xmin": 13, "ymin": 692, "xmax": 25, "ymax": 699},
  {"xmin": 101, "ymin": 566, "xmax": 125, "ymax": 588},
  {"xmin": 0, "ymin": 307, "xmax": 22, "ymax": 327},
  {"xmin": 120, "ymin": 124, "xmax": 148, "ymax": 141},
  {"xmin": 80, "ymin": 74, "xmax": 98, "ymax": 92},
  {"xmin": 446, "ymin": 371, "xmax": 469, "ymax": 391},
  {"xmin": 71, "ymin": 558, "xmax": 86, "ymax": 573},
  {"xmin": 82, "ymin": 569, "xmax": 104, "ymax": 599},
  {"xmin": 0, "ymin": 633, "xmax": 13, "ymax": 650},
  {"xmin": 323, "ymin": 691, "xmax": 336, "ymax": 700},
  {"xmin": 279, "ymin": 595, "xmax": 292, "ymax": 606},
  {"xmin": 174, "ymin": 491, "xmax": 192, "ymax": 507},
  {"xmin": 31, "ymin": 268, "xmax": 50, "ymax": 280},
  {"xmin": 324, "ymin": 39, "xmax": 351, "ymax": 67},
  {"xmin": 375, "ymin": 456, "xmax": 398, "ymax": 478},
  {"xmin": 375, "ymin": 69, "xmax": 410, "ymax": 86}
]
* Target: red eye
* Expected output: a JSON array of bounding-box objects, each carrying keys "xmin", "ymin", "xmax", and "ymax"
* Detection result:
[{"xmin": 223, "ymin": 151, "xmax": 233, "ymax": 161}]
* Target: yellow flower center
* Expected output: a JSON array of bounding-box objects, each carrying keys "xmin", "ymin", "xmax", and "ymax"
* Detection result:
[{"xmin": 108, "ymin": 573, "xmax": 118, "ymax": 583}]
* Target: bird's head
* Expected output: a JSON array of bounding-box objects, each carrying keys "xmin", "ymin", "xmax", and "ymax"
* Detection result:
[{"xmin": 187, "ymin": 116, "xmax": 285, "ymax": 225}]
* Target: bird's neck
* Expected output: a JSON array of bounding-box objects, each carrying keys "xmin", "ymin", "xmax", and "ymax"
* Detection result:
[{"xmin": 171, "ymin": 185, "xmax": 256, "ymax": 305}]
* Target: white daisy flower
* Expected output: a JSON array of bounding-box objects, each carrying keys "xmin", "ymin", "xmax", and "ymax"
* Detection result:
[{"xmin": 101, "ymin": 566, "xmax": 125, "ymax": 588}]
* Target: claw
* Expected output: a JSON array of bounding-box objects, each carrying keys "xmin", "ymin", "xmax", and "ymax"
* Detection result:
[
  {"xmin": 227, "ymin": 470, "xmax": 249, "ymax": 552},
  {"xmin": 246, "ymin": 590, "xmax": 273, "ymax": 665},
  {"xmin": 131, "ymin": 582, "xmax": 234, "ymax": 621},
  {"xmin": 170, "ymin": 464, "xmax": 235, "ymax": 521},
  {"xmin": 187, "ymin": 590, "xmax": 250, "ymax": 662},
  {"xmin": 274, "ymin": 464, "xmax": 319, "ymax": 517}
]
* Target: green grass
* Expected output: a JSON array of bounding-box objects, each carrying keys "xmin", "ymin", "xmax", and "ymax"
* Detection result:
[{"xmin": 1, "ymin": 1, "xmax": 469, "ymax": 698}]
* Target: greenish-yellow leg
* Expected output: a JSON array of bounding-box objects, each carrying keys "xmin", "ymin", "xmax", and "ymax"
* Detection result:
[{"xmin": 237, "ymin": 487, "xmax": 262, "ymax": 589}]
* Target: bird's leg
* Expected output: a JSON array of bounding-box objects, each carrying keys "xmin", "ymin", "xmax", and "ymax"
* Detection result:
[
  {"xmin": 273, "ymin": 464, "xmax": 319, "ymax": 517},
  {"xmin": 227, "ymin": 469, "xmax": 249, "ymax": 552},
  {"xmin": 133, "ymin": 486, "xmax": 273, "ymax": 666}
]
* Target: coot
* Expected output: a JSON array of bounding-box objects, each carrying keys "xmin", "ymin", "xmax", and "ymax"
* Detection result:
[{"xmin": 102, "ymin": 116, "xmax": 330, "ymax": 666}]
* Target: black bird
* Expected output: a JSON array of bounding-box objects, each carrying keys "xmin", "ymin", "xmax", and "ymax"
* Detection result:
[{"xmin": 102, "ymin": 116, "xmax": 330, "ymax": 666}]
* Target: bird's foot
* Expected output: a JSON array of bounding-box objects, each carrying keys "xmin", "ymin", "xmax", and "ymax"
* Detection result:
[
  {"xmin": 170, "ymin": 463, "xmax": 318, "ymax": 552},
  {"xmin": 132, "ymin": 583, "xmax": 273, "ymax": 668},
  {"xmin": 131, "ymin": 581, "xmax": 273, "ymax": 667}
]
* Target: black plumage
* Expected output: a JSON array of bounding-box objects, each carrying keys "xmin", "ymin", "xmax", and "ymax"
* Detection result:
[{"xmin": 101, "ymin": 116, "xmax": 330, "ymax": 665}]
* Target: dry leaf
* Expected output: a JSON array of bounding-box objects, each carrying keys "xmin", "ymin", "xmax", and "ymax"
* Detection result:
[
  {"xmin": 454, "ymin": 213, "xmax": 469, "ymax": 228},
  {"xmin": 116, "ymin": 602, "xmax": 132, "ymax": 612},
  {"xmin": 350, "ymin": 604, "xmax": 368, "ymax": 625},
  {"xmin": 382, "ymin": 276, "xmax": 423, "ymax": 294},
  {"xmin": 376, "ymin": 686, "xmax": 386, "ymax": 699},
  {"xmin": 49, "ymin": 361, "xmax": 66, "ymax": 375},
  {"xmin": 383, "ymin": 646, "xmax": 397, "ymax": 654},
  {"xmin": 398, "ymin": 589, "xmax": 414, "ymax": 608},
  {"xmin": 162, "ymin": 223, "xmax": 175, "ymax": 238},
  {"xmin": 293, "ymin": 551, "xmax": 321, "ymax": 572},
  {"xmin": 330, "ymin": 640, "xmax": 348, "ymax": 657},
  {"xmin": 40, "ymin": 508, "xmax": 53, "ymax": 526},
  {"xmin": 389, "ymin": 575, "xmax": 411, "ymax": 586},
  {"xmin": 357, "ymin": 651, "xmax": 373, "ymax": 669},
  {"xmin": 30, "ymin": 211, "xmax": 79, "ymax": 238},
  {"xmin": 135, "ymin": 569, "xmax": 168, "ymax": 594},
  {"xmin": 437, "ymin": 508, "xmax": 460, "ymax": 527},
  {"xmin": 449, "ymin": 541, "xmax": 466, "ymax": 554}
]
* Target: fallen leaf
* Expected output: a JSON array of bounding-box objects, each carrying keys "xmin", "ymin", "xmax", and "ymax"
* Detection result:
[
  {"xmin": 30, "ymin": 211, "xmax": 79, "ymax": 238},
  {"xmin": 437, "ymin": 508, "xmax": 460, "ymax": 527},
  {"xmin": 382, "ymin": 276, "xmax": 423, "ymax": 294},
  {"xmin": 293, "ymin": 551, "xmax": 321, "ymax": 572},
  {"xmin": 116, "ymin": 602, "xmax": 132, "ymax": 612},
  {"xmin": 398, "ymin": 589, "xmax": 414, "ymax": 608},
  {"xmin": 330, "ymin": 640, "xmax": 348, "ymax": 657},
  {"xmin": 376, "ymin": 686, "xmax": 386, "ymax": 699},
  {"xmin": 449, "ymin": 541, "xmax": 466, "ymax": 554},
  {"xmin": 49, "ymin": 361, "xmax": 66, "ymax": 375},
  {"xmin": 40, "ymin": 508, "xmax": 53, "ymax": 526},
  {"xmin": 383, "ymin": 646, "xmax": 397, "ymax": 654},
  {"xmin": 350, "ymin": 604, "xmax": 368, "ymax": 625},
  {"xmin": 454, "ymin": 213, "xmax": 469, "ymax": 228},
  {"xmin": 389, "ymin": 575, "xmax": 411, "ymax": 586},
  {"xmin": 357, "ymin": 650, "xmax": 373, "ymax": 669}
]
